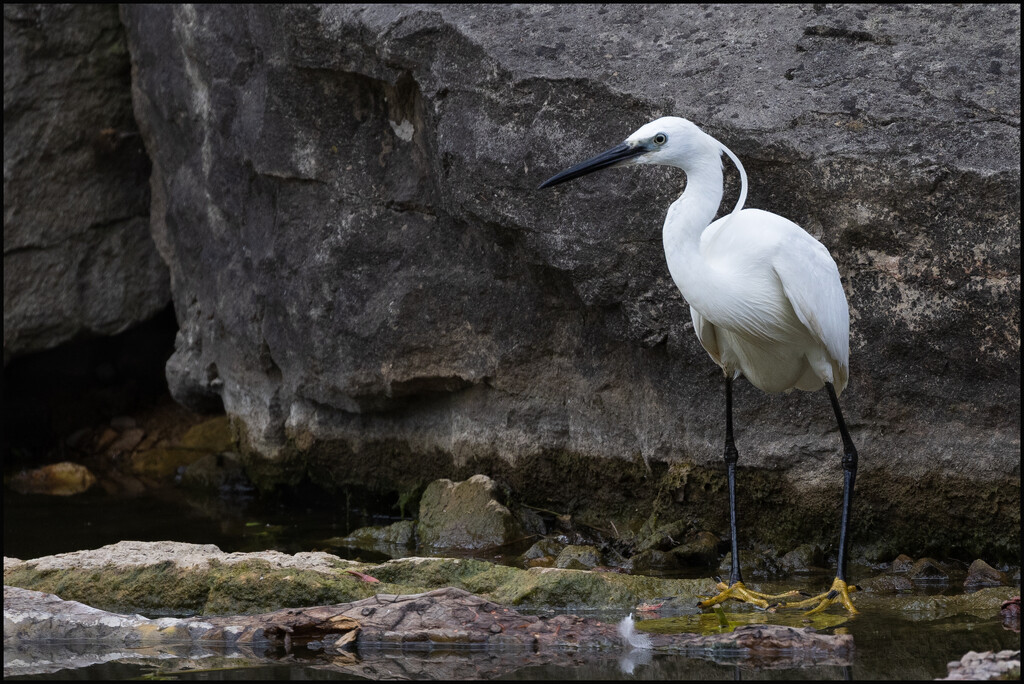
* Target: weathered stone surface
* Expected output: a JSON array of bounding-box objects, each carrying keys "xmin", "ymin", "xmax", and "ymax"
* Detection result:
[
  {"xmin": 907, "ymin": 557, "xmax": 950, "ymax": 582},
  {"xmin": 964, "ymin": 559, "xmax": 1008, "ymax": 588},
  {"xmin": 941, "ymin": 649, "xmax": 1021, "ymax": 681},
  {"xmin": 891, "ymin": 553, "xmax": 915, "ymax": 574},
  {"xmin": 778, "ymin": 544, "xmax": 827, "ymax": 575},
  {"xmin": 339, "ymin": 519, "xmax": 416, "ymax": 551},
  {"xmin": 417, "ymin": 475, "xmax": 526, "ymax": 549},
  {"xmin": 4, "ymin": 584, "xmax": 854, "ymax": 678},
  {"xmin": 1003, "ymin": 593, "xmax": 1019, "ymax": 634},
  {"xmin": 120, "ymin": 5, "xmax": 1020, "ymax": 559},
  {"xmin": 859, "ymin": 572, "xmax": 913, "ymax": 594},
  {"xmin": 3, "ymin": 4, "xmax": 169, "ymax": 362},
  {"xmin": 522, "ymin": 538, "xmax": 566, "ymax": 561},
  {"xmin": 555, "ymin": 544, "xmax": 603, "ymax": 570}
]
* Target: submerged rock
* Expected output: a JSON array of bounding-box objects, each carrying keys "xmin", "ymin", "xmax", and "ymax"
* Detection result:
[
  {"xmin": 4, "ymin": 584, "xmax": 855, "ymax": 677},
  {"xmin": 417, "ymin": 475, "xmax": 526, "ymax": 550}
]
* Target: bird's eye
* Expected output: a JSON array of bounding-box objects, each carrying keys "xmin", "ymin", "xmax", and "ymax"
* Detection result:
[{"xmin": 653, "ymin": 133, "xmax": 668, "ymax": 145}]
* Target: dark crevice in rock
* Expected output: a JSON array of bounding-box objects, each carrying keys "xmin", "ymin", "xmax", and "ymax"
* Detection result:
[{"xmin": 2, "ymin": 305, "xmax": 180, "ymax": 469}]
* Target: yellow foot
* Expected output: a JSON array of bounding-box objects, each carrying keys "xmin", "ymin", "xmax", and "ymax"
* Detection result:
[
  {"xmin": 697, "ymin": 580, "xmax": 802, "ymax": 611},
  {"xmin": 784, "ymin": 577, "xmax": 859, "ymax": 615}
]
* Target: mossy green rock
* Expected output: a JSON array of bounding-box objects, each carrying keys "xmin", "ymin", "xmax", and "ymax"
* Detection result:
[
  {"xmin": 179, "ymin": 416, "xmax": 234, "ymax": 453},
  {"xmin": 339, "ymin": 520, "xmax": 416, "ymax": 549},
  {"xmin": 131, "ymin": 447, "xmax": 207, "ymax": 480},
  {"xmin": 2, "ymin": 542, "xmax": 706, "ymax": 615},
  {"xmin": 417, "ymin": 475, "xmax": 526, "ymax": 550},
  {"xmin": 554, "ymin": 545, "xmax": 603, "ymax": 570}
]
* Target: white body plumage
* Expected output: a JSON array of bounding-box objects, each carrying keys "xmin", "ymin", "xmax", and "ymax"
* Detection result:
[{"xmin": 631, "ymin": 118, "xmax": 850, "ymax": 396}]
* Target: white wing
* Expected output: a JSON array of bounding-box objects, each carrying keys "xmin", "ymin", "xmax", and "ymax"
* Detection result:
[
  {"xmin": 689, "ymin": 305, "xmax": 721, "ymax": 366},
  {"xmin": 771, "ymin": 231, "xmax": 850, "ymax": 379}
]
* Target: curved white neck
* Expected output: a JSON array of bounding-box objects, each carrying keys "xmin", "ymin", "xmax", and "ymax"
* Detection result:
[{"xmin": 661, "ymin": 140, "xmax": 745, "ymax": 312}]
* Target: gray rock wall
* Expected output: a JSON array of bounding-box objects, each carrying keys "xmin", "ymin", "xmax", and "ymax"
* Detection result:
[
  {"xmin": 3, "ymin": 4, "xmax": 170, "ymax": 362},
  {"xmin": 120, "ymin": 5, "xmax": 1020, "ymax": 557}
]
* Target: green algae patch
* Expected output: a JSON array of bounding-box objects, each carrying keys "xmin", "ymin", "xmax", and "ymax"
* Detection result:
[
  {"xmin": 3, "ymin": 562, "xmax": 210, "ymax": 616},
  {"xmin": 880, "ymin": 586, "xmax": 1019, "ymax": 621},
  {"xmin": 6, "ymin": 550, "xmax": 710, "ymax": 616},
  {"xmin": 3, "ymin": 557, "xmax": 382, "ymax": 617},
  {"xmin": 490, "ymin": 566, "xmax": 707, "ymax": 610},
  {"xmin": 180, "ymin": 416, "xmax": 235, "ymax": 453},
  {"xmin": 362, "ymin": 557, "xmax": 706, "ymax": 611},
  {"xmin": 638, "ymin": 610, "xmax": 851, "ymax": 636},
  {"xmin": 201, "ymin": 560, "xmax": 377, "ymax": 615},
  {"xmin": 364, "ymin": 557, "xmax": 521, "ymax": 594}
]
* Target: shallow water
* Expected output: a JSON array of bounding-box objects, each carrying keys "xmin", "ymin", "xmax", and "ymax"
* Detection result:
[{"xmin": 4, "ymin": 490, "xmax": 1019, "ymax": 680}]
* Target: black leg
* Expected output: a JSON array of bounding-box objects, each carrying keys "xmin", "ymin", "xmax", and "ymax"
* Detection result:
[
  {"xmin": 698, "ymin": 375, "xmax": 805, "ymax": 611},
  {"xmin": 825, "ymin": 382, "xmax": 858, "ymax": 583},
  {"xmin": 725, "ymin": 374, "xmax": 742, "ymax": 585}
]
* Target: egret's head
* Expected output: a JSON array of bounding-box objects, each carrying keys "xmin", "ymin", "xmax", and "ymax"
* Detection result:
[{"xmin": 538, "ymin": 116, "xmax": 720, "ymax": 189}]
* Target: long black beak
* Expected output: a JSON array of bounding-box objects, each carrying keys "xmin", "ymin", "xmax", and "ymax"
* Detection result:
[{"xmin": 537, "ymin": 142, "xmax": 647, "ymax": 189}]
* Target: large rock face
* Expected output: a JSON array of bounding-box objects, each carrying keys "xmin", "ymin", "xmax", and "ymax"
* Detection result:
[
  {"xmin": 121, "ymin": 5, "xmax": 1020, "ymax": 559},
  {"xmin": 3, "ymin": 4, "xmax": 169, "ymax": 361}
]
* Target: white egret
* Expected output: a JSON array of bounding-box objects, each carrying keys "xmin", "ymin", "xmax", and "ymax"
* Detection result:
[{"xmin": 539, "ymin": 117, "xmax": 859, "ymax": 614}]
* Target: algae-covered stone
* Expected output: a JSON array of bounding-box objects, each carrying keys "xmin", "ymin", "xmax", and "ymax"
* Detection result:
[
  {"xmin": 4, "ymin": 541, "xmax": 707, "ymax": 615},
  {"xmin": 635, "ymin": 519, "xmax": 688, "ymax": 554},
  {"xmin": 131, "ymin": 447, "xmax": 207, "ymax": 480},
  {"xmin": 886, "ymin": 587, "xmax": 1019, "ymax": 621},
  {"xmin": 859, "ymin": 573, "xmax": 914, "ymax": 594},
  {"xmin": 779, "ymin": 544, "xmax": 827, "ymax": 575},
  {"xmin": 8, "ymin": 462, "xmax": 96, "ymax": 496},
  {"xmin": 554, "ymin": 545, "xmax": 602, "ymax": 570},
  {"xmin": 908, "ymin": 557, "xmax": 950, "ymax": 582},
  {"xmin": 417, "ymin": 475, "xmax": 525, "ymax": 550},
  {"xmin": 522, "ymin": 538, "xmax": 565, "ymax": 561},
  {"xmin": 670, "ymin": 531, "xmax": 720, "ymax": 566},
  {"xmin": 339, "ymin": 520, "xmax": 416, "ymax": 551},
  {"xmin": 629, "ymin": 549, "xmax": 679, "ymax": 574},
  {"xmin": 718, "ymin": 549, "xmax": 782, "ymax": 579},
  {"xmin": 891, "ymin": 554, "xmax": 915, "ymax": 573},
  {"xmin": 179, "ymin": 416, "xmax": 234, "ymax": 453},
  {"xmin": 490, "ymin": 566, "xmax": 706, "ymax": 610},
  {"xmin": 1, "ymin": 541, "xmax": 368, "ymax": 616}
]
